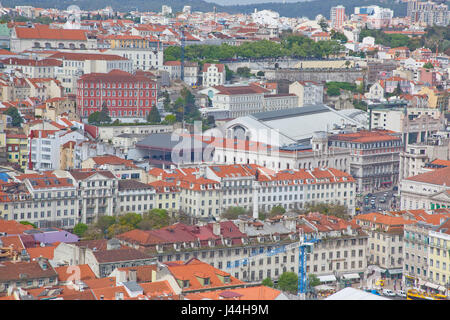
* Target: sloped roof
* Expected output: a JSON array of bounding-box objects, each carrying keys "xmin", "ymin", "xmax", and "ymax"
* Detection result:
[{"xmin": 14, "ymin": 25, "xmax": 88, "ymax": 41}]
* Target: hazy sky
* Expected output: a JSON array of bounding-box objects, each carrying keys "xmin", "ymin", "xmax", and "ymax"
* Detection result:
[{"xmin": 203, "ymin": 0, "xmax": 311, "ymax": 6}]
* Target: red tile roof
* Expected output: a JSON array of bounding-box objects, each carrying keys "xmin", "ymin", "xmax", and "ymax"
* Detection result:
[
  {"xmin": 14, "ymin": 25, "xmax": 88, "ymax": 41},
  {"xmin": 0, "ymin": 220, "xmax": 34, "ymax": 235},
  {"xmin": 166, "ymin": 258, "xmax": 243, "ymax": 292},
  {"xmin": 27, "ymin": 245, "xmax": 57, "ymax": 260},
  {"xmin": 405, "ymin": 166, "xmax": 450, "ymax": 186},
  {"xmin": 55, "ymin": 264, "xmax": 96, "ymax": 282}
]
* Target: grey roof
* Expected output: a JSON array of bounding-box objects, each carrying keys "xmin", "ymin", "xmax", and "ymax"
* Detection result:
[
  {"xmin": 251, "ymin": 105, "xmax": 329, "ymax": 121},
  {"xmin": 136, "ymin": 133, "xmax": 209, "ymax": 150},
  {"xmin": 123, "ymin": 281, "xmax": 143, "ymax": 293},
  {"xmin": 93, "ymin": 248, "xmax": 152, "ymax": 263},
  {"xmin": 118, "ymin": 179, "xmax": 154, "ymax": 190},
  {"xmin": 234, "ymin": 220, "xmax": 290, "ymax": 236}
]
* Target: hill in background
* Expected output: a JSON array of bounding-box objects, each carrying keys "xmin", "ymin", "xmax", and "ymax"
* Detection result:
[{"xmin": 3, "ymin": 0, "xmax": 408, "ymax": 19}]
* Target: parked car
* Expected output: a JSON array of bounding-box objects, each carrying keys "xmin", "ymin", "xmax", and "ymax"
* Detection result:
[
  {"xmin": 382, "ymin": 289, "xmax": 396, "ymax": 297},
  {"xmin": 379, "ymin": 198, "xmax": 386, "ymax": 203},
  {"xmin": 384, "ymin": 192, "xmax": 388, "ymax": 197},
  {"xmin": 396, "ymin": 290, "xmax": 406, "ymax": 298},
  {"xmin": 370, "ymin": 199, "xmax": 375, "ymax": 204}
]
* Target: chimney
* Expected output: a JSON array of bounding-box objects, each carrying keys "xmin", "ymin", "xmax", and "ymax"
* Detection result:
[
  {"xmin": 212, "ymin": 223, "xmax": 221, "ymax": 236},
  {"xmin": 128, "ymin": 269, "xmax": 137, "ymax": 282}
]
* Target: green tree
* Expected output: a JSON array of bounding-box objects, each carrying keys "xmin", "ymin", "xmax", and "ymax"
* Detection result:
[
  {"xmin": 308, "ymin": 274, "xmax": 321, "ymax": 287},
  {"xmin": 73, "ymin": 223, "xmax": 88, "ymax": 237},
  {"xmin": 277, "ymin": 272, "xmax": 298, "ymax": 294},
  {"xmin": 96, "ymin": 216, "xmax": 117, "ymax": 234},
  {"xmin": 106, "ymin": 223, "xmax": 133, "ymax": 239},
  {"xmin": 221, "ymin": 206, "xmax": 248, "ymax": 220},
  {"xmin": 236, "ymin": 67, "xmax": 252, "ymax": 78},
  {"xmin": 99, "ymin": 104, "xmax": 112, "ymax": 123},
  {"xmin": 4, "ymin": 107, "xmax": 23, "ymax": 127},
  {"xmin": 147, "ymin": 106, "xmax": 161, "ymax": 123},
  {"xmin": 262, "ymin": 277, "xmax": 274, "ymax": 288},
  {"xmin": 423, "ymin": 62, "xmax": 434, "ymax": 69},
  {"xmin": 88, "ymin": 112, "xmax": 101, "ymax": 124},
  {"xmin": 118, "ymin": 212, "xmax": 142, "ymax": 229},
  {"xmin": 269, "ymin": 205, "xmax": 286, "ymax": 217},
  {"xmin": 225, "ymin": 65, "xmax": 233, "ymax": 81},
  {"xmin": 164, "ymin": 114, "xmax": 176, "ymax": 125},
  {"xmin": 137, "ymin": 209, "xmax": 171, "ymax": 230},
  {"xmin": 392, "ymin": 82, "xmax": 403, "ymax": 96},
  {"xmin": 256, "ymin": 71, "xmax": 265, "ymax": 77},
  {"xmin": 162, "ymin": 91, "xmax": 172, "ymax": 112},
  {"xmin": 19, "ymin": 221, "xmax": 36, "ymax": 228},
  {"xmin": 330, "ymin": 30, "xmax": 347, "ymax": 43},
  {"xmin": 82, "ymin": 225, "xmax": 104, "ymax": 240},
  {"xmin": 305, "ymin": 203, "xmax": 350, "ymax": 220}
]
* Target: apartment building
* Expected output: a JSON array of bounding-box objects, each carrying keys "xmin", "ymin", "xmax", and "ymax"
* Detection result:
[
  {"xmin": 118, "ymin": 179, "xmax": 156, "ymax": 214},
  {"xmin": 402, "ymin": 212, "xmax": 450, "ymax": 294},
  {"xmin": 288, "ymin": 81, "xmax": 324, "ymax": 107},
  {"xmin": 4, "ymin": 173, "xmax": 78, "ymax": 229},
  {"xmin": 0, "ymin": 258, "xmax": 58, "ymax": 293},
  {"xmin": 148, "ymin": 180, "xmax": 181, "ymax": 214},
  {"xmin": 328, "ymin": 130, "xmax": 403, "ymax": 192},
  {"xmin": 407, "ymin": 0, "xmax": 449, "ymax": 26},
  {"xmin": 202, "ymin": 63, "xmax": 226, "ymax": 87},
  {"xmin": 354, "ymin": 212, "xmax": 414, "ymax": 279},
  {"xmin": 6, "ymin": 133, "xmax": 29, "ymax": 170},
  {"xmin": 330, "ymin": 5, "xmax": 346, "ymax": 29},
  {"xmin": 29, "ymin": 128, "xmax": 86, "ymax": 170},
  {"xmin": 400, "ymin": 166, "xmax": 450, "ymax": 211},
  {"xmin": 427, "ymin": 221, "xmax": 450, "ymax": 294},
  {"xmin": 183, "ymin": 61, "xmax": 199, "ymax": 86},
  {"xmin": 59, "ymin": 169, "xmax": 119, "ymax": 225},
  {"xmin": 1, "ymin": 57, "xmax": 62, "ymax": 79},
  {"xmin": 263, "ymin": 94, "xmax": 299, "ymax": 112},
  {"xmin": 76, "ymin": 70, "xmax": 158, "ymax": 120},
  {"xmin": 399, "ymin": 132, "xmax": 450, "ymax": 180},
  {"xmin": 370, "ymin": 108, "xmax": 445, "ymax": 145},
  {"xmin": 204, "ymin": 85, "xmax": 270, "ymax": 119},
  {"xmin": 116, "ymin": 214, "xmax": 367, "ymax": 283},
  {"xmin": 150, "ymin": 163, "xmax": 356, "ymax": 218},
  {"xmin": 106, "ymin": 47, "xmax": 164, "ymax": 71},
  {"xmin": 50, "ymin": 52, "xmax": 132, "ymax": 94},
  {"xmin": 161, "ymin": 61, "xmax": 181, "ymax": 80}
]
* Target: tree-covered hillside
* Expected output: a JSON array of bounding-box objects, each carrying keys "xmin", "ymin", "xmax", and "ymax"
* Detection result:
[{"xmin": 2, "ymin": 0, "xmax": 409, "ymax": 19}]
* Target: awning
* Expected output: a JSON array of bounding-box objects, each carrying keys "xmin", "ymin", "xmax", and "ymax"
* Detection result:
[
  {"xmin": 318, "ymin": 275, "xmax": 337, "ymax": 283},
  {"xmin": 437, "ymin": 286, "xmax": 446, "ymax": 292},
  {"xmin": 342, "ymin": 273, "xmax": 360, "ymax": 280},
  {"xmin": 315, "ymin": 284, "xmax": 335, "ymax": 291},
  {"xmin": 388, "ymin": 268, "xmax": 403, "ymax": 275},
  {"xmin": 424, "ymin": 282, "xmax": 440, "ymax": 290}
]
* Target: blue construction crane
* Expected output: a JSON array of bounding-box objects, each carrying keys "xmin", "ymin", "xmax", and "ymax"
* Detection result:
[{"xmin": 226, "ymin": 233, "xmax": 320, "ymax": 298}]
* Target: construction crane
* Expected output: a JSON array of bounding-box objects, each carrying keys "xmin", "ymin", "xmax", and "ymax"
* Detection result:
[
  {"xmin": 179, "ymin": 25, "xmax": 185, "ymax": 82},
  {"xmin": 226, "ymin": 233, "xmax": 320, "ymax": 299}
]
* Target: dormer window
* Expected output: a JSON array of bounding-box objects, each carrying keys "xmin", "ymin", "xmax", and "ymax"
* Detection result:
[{"xmin": 183, "ymin": 280, "xmax": 190, "ymax": 288}]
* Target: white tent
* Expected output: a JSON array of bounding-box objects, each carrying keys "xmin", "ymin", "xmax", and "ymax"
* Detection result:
[{"xmin": 325, "ymin": 287, "xmax": 390, "ymax": 300}]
